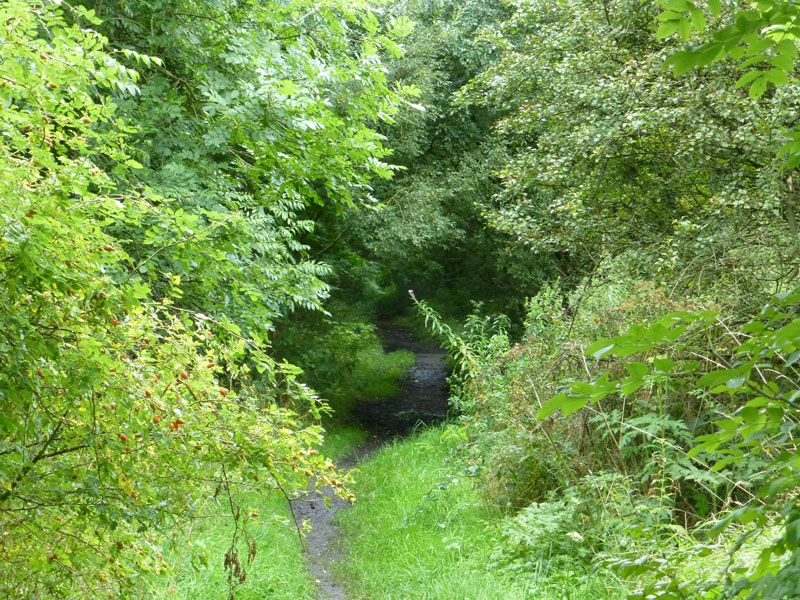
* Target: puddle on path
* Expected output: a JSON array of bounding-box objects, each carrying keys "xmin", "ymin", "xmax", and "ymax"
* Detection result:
[{"xmin": 290, "ymin": 323, "xmax": 450, "ymax": 600}]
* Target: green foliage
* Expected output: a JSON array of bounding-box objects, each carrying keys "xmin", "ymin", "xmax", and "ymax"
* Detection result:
[
  {"xmin": 534, "ymin": 286, "xmax": 800, "ymax": 598},
  {"xmin": 11, "ymin": 0, "xmax": 800, "ymax": 597},
  {"xmin": 275, "ymin": 313, "xmax": 415, "ymax": 418},
  {"xmin": 412, "ymin": 262, "xmax": 799, "ymax": 597},
  {"xmin": 91, "ymin": 0, "xmax": 415, "ymax": 336},
  {"xmin": 142, "ymin": 426, "xmax": 366, "ymax": 600},
  {"xmin": 336, "ymin": 426, "xmax": 626, "ymax": 599},
  {"xmin": 333, "ymin": 0, "xmax": 550, "ymax": 320},
  {"xmin": 654, "ymin": 0, "xmax": 800, "ymax": 169},
  {"xmin": 0, "ymin": 0, "xmax": 412, "ymax": 596},
  {"xmin": 414, "ymin": 266, "xmax": 720, "ymax": 506},
  {"xmin": 392, "ymin": 0, "xmax": 800, "ymax": 598},
  {"xmin": 497, "ymin": 472, "xmax": 652, "ymax": 565},
  {"xmin": 459, "ymin": 0, "xmax": 800, "ymax": 295}
]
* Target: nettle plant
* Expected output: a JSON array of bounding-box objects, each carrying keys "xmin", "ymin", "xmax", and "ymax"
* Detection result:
[
  {"xmin": 0, "ymin": 2, "xmax": 350, "ymax": 598},
  {"xmin": 538, "ymin": 290, "xmax": 800, "ymax": 599}
]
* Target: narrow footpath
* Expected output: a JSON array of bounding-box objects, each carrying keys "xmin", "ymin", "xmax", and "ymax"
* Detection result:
[{"xmin": 290, "ymin": 324, "xmax": 450, "ymax": 600}]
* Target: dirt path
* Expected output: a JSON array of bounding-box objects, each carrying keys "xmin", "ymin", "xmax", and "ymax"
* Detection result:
[{"xmin": 290, "ymin": 323, "xmax": 450, "ymax": 600}]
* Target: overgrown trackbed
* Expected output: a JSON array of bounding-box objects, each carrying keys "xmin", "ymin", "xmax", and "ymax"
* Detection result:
[{"xmin": 290, "ymin": 324, "xmax": 450, "ymax": 600}]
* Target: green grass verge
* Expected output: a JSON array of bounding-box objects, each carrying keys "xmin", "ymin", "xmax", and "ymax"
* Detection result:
[
  {"xmin": 335, "ymin": 426, "xmax": 626, "ymax": 600},
  {"xmin": 139, "ymin": 491, "xmax": 313, "ymax": 600},
  {"xmin": 350, "ymin": 346, "xmax": 415, "ymax": 401},
  {"xmin": 319, "ymin": 423, "xmax": 369, "ymax": 461}
]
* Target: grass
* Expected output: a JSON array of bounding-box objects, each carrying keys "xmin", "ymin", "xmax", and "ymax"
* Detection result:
[
  {"xmin": 138, "ymin": 491, "xmax": 314, "ymax": 600},
  {"xmin": 349, "ymin": 345, "xmax": 415, "ymax": 400},
  {"xmin": 135, "ymin": 323, "xmax": 420, "ymax": 600},
  {"xmin": 325, "ymin": 342, "xmax": 415, "ymax": 419},
  {"xmin": 136, "ymin": 418, "xmax": 377, "ymax": 599},
  {"xmin": 335, "ymin": 425, "xmax": 627, "ymax": 600},
  {"xmin": 319, "ymin": 423, "xmax": 369, "ymax": 461}
]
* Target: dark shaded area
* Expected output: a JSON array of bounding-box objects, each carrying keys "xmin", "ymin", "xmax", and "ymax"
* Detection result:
[{"xmin": 352, "ymin": 322, "xmax": 450, "ymax": 437}]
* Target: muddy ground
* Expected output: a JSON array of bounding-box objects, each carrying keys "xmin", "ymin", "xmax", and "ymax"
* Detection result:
[{"xmin": 290, "ymin": 324, "xmax": 450, "ymax": 600}]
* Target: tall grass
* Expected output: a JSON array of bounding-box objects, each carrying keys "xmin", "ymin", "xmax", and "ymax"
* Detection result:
[{"xmin": 335, "ymin": 426, "xmax": 627, "ymax": 600}]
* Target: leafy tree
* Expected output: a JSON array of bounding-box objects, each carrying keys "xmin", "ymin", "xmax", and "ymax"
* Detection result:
[
  {"xmin": 0, "ymin": 0, "xmax": 409, "ymax": 597},
  {"xmin": 323, "ymin": 0, "xmax": 559, "ymax": 319},
  {"xmin": 89, "ymin": 0, "xmax": 415, "ymax": 336},
  {"xmin": 656, "ymin": 0, "xmax": 799, "ymax": 105},
  {"xmin": 459, "ymin": 0, "xmax": 800, "ymax": 299}
]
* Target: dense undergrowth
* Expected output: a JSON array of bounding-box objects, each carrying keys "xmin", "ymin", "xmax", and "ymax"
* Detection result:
[{"xmin": 414, "ymin": 256, "xmax": 800, "ymax": 598}]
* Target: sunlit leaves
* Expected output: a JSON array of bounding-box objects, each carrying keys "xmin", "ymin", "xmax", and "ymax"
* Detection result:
[{"xmin": 0, "ymin": 0, "xmax": 406, "ymax": 596}]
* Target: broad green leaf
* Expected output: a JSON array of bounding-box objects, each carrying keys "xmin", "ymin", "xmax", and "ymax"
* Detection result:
[
  {"xmin": 698, "ymin": 369, "xmax": 735, "ymax": 388},
  {"xmin": 749, "ymin": 74, "xmax": 768, "ymax": 98},
  {"xmin": 739, "ymin": 54, "xmax": 769, "ymax": 69},
  {"xmin": 776, "ymin": 39, "xmax": 799, "ymax": 58},
  {"xmin": 625, "ymin": 361, "xmax": 650, "ymax": 378},
  {"xmin": 663, "ymin": 0, "xmax": 694, "ymax": 11},
  {"xmin": 691, "ymin": 7, "xmax": 706, "ymax": 32},
  {"xmin": 657, "ymin": 20, "xmax": 682, "ymax": 39},
  {"xmin": 586, "ymin": 340, "xmax": 615, "ymax": 359},
  {"xmin": 740, "ymin": 405, "xmax": 761, "ymax": 422},
  {"xmin": 537, "ymin": 394, "xmax": 588, "ymax": 419},
  {"xmin": 620, "ymin": 377, "xmax": 645, "ymax": 395},
  {"xmin": 735, "ymin": 70, "xmax": 764, "ymax": 89},
  {"xmin": 726, "ymin": 374, "xmax": 747, "ymax": 389},
  {"xmin": 764, "ymin": 68, "xmax": 789, "ymax": 85},
  {"xmin": 653, "ymin": 357, "xmax": 676, "ymax": 372},
  {"xmin": 745, "ymin": 37, "xmax": 775, "ymax": 57},
  {"xmin": 711, "ymin": 457, "xmax": 739, "ymax": 471},
  {"xmin": 665, "ymin": 50, "xmax": 699, "ymax": 75},
  {"xmin": 678, "ymin": 17, "xmax": 693, "ymax": 39},
  {"xmin": 785, "ymin": 349, "xmax": 800, "ymax": 366},
  {"xmin": 769, "ymin": 53, "xmax": 796, "ymax": 70}
]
